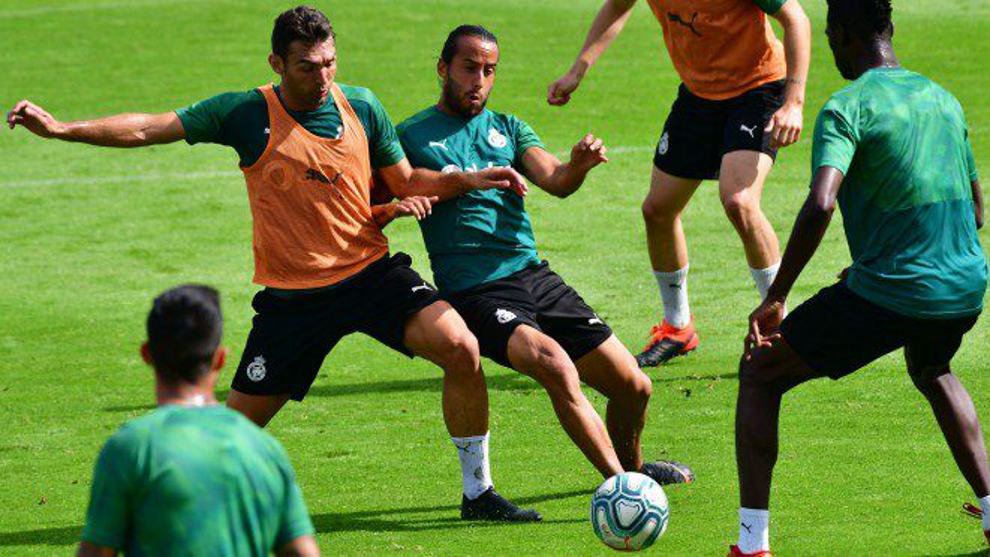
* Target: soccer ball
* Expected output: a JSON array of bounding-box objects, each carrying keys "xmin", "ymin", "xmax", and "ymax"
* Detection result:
[{"xmin": 590, "ymin": 472, "xmax": 669, "ymax": 551}]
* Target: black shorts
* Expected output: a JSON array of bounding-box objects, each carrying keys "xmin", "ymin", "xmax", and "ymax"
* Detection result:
[
  {"xmin": 780, "ymin": 282, "xmax": 980, "ymax": 382},
  {"xmin": 232, "ymin": 252, "xmax": 440, "ymax": 401},
  {"xmin": 446, "ymin": 261, "xmax": 613, "ymax": 369},
  {"xmin": 654, "ymin": 80, "xmax": 785, "ymax": 180}
]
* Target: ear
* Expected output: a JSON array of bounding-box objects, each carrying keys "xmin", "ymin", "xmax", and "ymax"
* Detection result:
[
  {"xmin": 437, "ymin": 58, "xmax": 448, "ymax": 83},
  {"xmin": 211, "ymin": 346, "xmax": 228, "ymax": 372},
  {"xmin": 140, "ymin": 342, "xmax": 153, "ymax": 366},
  {"xmin": 269, "ymin": 53, "xmax": 285, "ymax": 76}
]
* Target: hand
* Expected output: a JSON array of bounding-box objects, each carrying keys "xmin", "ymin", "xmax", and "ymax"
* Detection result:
[
  {"xmin": 467, "ymin": 166, "xmax": 529, "ymax": 197},
  {"xmin": 6, "ymin": 100, "xmax": 64, "ymax": 138},
  {"xmin": 837, "ymin": 266, "xmax": 850, "ymax": 281},
  {"xmin": 744, "ymin": 296, "xmax": 786, "ymax": 360},
  {"xmin": 570, "ymin": 133, "xmax": 609, "ymax": 172},
  {"xmin": 392, "ymin": 196, "xmax": 438, "ymax": 221},
  {"xmin": 547, "ymin": 71, "xmax": 581, "ymax": 106},
  {"xmin": 764, "ymin": 101, "xmax": 803, "ymax": 149}
]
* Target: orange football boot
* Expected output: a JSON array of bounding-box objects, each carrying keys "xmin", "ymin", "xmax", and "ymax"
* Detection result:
[{"xmin": 635, "ymin": 317, "xmax": 699, "ymax": 368}]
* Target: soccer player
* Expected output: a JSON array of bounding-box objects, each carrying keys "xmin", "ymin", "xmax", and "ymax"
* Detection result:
[
  {"xmin": 7, "ymin": 6, "xmax": 538, "ymax": 522},
  {"xmin": 731, "ymin": 1, "xmax": 988, "ymax": 554},
  {"xmin": 77, "ymin": 285, "xmax": 319, "ymax": 556},
  {"xmin": 394, "ymin": 25, "xmax": 694, "ymax": 485},
  {"xmin": 548, "ymin": 0, "xmax": 811, "ymax": 367}
]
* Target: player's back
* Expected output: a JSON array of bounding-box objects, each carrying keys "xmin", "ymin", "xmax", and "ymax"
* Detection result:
[
  {"xmin": 814, "ymin": 68, "xmax": 986, "ymax": 318},
  {"xmin": 83, "ymin": 405, "xmax": 310, "ymax": 556}
]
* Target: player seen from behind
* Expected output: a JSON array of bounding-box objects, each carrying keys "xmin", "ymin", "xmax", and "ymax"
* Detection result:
[
  {"xmin": 394, "ymin": 25, "xmax": 694, "ymax": 486},
  {"xmin": 77, "ymin": 285, "xmax": 319, "ymax": 556},
  {"xmin": 731, "ymin": 1, "xmax": 988, "ymax": 554},
  {"xmin": 549, "ymin": 0, "xmax": 811, "ymax": 368},
  {"xmin": 7, "ymin": 6, "xmax": 538, "ymax": 522}
]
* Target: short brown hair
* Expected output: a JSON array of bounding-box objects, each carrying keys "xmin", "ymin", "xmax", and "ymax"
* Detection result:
[{"xmin": 271, "ymin": 6, "xmax": 335, "ymax": 59}]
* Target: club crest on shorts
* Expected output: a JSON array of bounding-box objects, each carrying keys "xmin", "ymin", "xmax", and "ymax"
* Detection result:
[
  {"xmin": 487, "ymin": 128, "xmax": 508, "ymax": 149},
  {"xmin": 246, "ymin": 356, "xmax": 267, "ymax": 382},
  {"xmin": 495, "ymin": 308, "xmax": 517, "ymax": 324},
  {"xmin": 657, "ymin": 132, "xmax": 669, "ymax": 156}
]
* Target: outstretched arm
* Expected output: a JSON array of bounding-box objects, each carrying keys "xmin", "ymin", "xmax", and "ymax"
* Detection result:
[
  {"xmin": 745, "ymin": 166, "xmax": 844, "ymax": 356},
  {"xmin": 521, "ymin": 134, "xmax": 609, "ymax": 198},
  {"xmin": 547, "ymin": 0, "xmax": 638, "ymax": 106},
  {"xmin": 973, "ymin": 179, "xmax": 984, "ymax": 230},
  {"xmin": 765, "ymin": 0, "xmax": 811, "ymax": 149},
  {"xmin": 6, "ymin": 100, "xmax": 185, "ymax": 147},
  {"xmin": 376, "ymin": 158, "xmax": 528, "ymax": 203}
]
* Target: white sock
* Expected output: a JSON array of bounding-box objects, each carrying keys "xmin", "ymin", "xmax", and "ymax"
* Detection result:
[
  {"xmin": 653, "ymin": 266, "xmax": 690, "ymax": 328},
  {"xmin": 980, "ymin": 494, "xmax": 990, "ymax": 530},
  {"xmin": 451, "ymin": 433, "xmax": 493, "ymax": 500},
  {"xmin": 749, "ymin": 263, "xmax": 780, "ymax": 301},
  {"xmin": 738, "ymin": 507, "xmax": 770, "ymax": 553}
]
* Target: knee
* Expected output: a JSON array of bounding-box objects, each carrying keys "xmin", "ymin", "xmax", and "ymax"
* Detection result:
[
  {"xmin": 720, "ymin": 190, "xmax": 759, "ymax": 227},
  {"xmin": 641, "ymin": 196, "xmax": 677, "ymax": 226},
  {"xmin": 527, "ymin": 347, "xmax": 580, "ymax": 396},
  {"xmin": 617, "ymin": 370, "xmax": 653, "ymax": 406},
  {"xmin": 738, "ymin": 354, "xmax": 771, "ymax": 390},
  {"xmin": 438, "ymin": 330, "xmax": 482, "ymax": 377}
]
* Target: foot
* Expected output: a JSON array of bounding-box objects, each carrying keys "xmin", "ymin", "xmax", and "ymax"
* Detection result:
[
  {"xmin": 640, "ymin": 460, "xmax": 695, "ymax": 485},
  {"xmin": 728, "ymin": 545, "xmax": 771, "ymax": 556},
  {"xmin": 461, "ymin": 487, "xmax": 542, "ymax": 522},
  {"xmin": 635, "ymin": 317, "xmax": 699, "ymax": 368}
]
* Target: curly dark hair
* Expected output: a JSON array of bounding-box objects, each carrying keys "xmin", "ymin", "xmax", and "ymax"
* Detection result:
[{"xmin": 827, "ymin": 0, "xmax": 894, "ymax": 38}]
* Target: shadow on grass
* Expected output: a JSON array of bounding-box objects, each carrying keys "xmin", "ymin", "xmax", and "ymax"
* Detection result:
[
  {"xmin": 652, "ymin": 372, "xmax": 738, "ymax": 384},
  {"xmin": 936, "ymin": 551, "xmax": 989, "ymax": 557},
  {"xmin": 0, "ymin": 525, "xmax": 80, "ymax": 547},
  {"xmin": 312, "ymin": 488, "xmax": 589, "ymax": 534},
  {"xmin": 305, "ymin": 371, "xmax": 541, "ymax": 398}
]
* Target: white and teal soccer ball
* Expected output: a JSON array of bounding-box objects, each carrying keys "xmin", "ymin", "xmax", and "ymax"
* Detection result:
[{"xmin": 590, "ymin": 472, "xmax": 669, "ymax": 551}]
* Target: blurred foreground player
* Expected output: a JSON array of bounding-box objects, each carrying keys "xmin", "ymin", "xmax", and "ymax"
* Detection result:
[
  {"xmin": 731, "ymin": 1, "xmax": 988, "ymax": 554},
  {"xmin": 7, "ymin": 6, "xmax": 538, "ymax": 521},
  {"xmin": 77, "ymin": 285, "xmax": 318, "ymax": 556}
]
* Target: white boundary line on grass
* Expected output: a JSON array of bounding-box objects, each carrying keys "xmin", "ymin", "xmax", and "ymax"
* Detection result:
[{"xmin": 0, "ymin": 146, "xmax": 656, "ymax": 189}]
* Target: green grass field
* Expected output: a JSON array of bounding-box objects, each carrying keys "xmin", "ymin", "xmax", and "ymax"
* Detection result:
[{"xmin": 1, "ymin": 0, "xmax": 988, "ymax": 554}]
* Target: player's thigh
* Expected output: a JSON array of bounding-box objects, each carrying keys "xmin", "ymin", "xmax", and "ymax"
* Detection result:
[
  {"xmin": 739, "ymin": 336, "xmax": 824, "ymax": 393},
  {"xmin": 574, "ymin": 334, "xmax": 650, "ymax": 401},
  {"xmin": 402, "ymin": 300, "xmax": 480, "ymax": 370},
  {"xmin": 717, "ymin": 150, "xmax": 774, "ymax": 208},
  {"xmin": 506, "ymin": 323, "xmax": 577, "ymax": 384},
  {"xmin": 643, "ymin": 166, "xmax": 703, "ymax": 220},
  {"xmin": 226, "ymin": 391, "xmax": 291, "ymax": 428}
]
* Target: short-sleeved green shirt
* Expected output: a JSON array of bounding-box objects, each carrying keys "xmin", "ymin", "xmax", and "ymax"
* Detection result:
[
  {"xmin": 176, "ymin": 83, "xmax": 404, "ymax": 168},
  {"xmin": 812, "ymin": 68, "xmax": 986, "ymax": 318},
  {"xmin": 81, "ymin": 405, "xmax": 314, "ymax": 555},
  {"xmin": 397, "ymin": 106, "xmax": 545, "ymax": 292}
]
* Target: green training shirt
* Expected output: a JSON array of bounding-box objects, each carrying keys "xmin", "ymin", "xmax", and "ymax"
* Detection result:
[
  {"xmin": 811, "ymin": 67, "xmax": 986, "ymax": 318},
  {"xmin": 81, "ymin": 405, "xmax": 314, "ymax": 555},
  {"xmin": 176, "ymin": 83, "xmax": 404, "ymax": 168},
  {"xmin": 397, "ymin": 106, "xmax": 545, "ymax": 292}
]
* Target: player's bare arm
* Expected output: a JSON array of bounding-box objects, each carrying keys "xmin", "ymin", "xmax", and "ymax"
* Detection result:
[
  {"xmin": 746, "ymin": 166, "xmax": 844, "ymax": 357},
  {"xmin": 765, "ymin": 0, "xmax": 811, "ymax": 149},
  {"xmin": 6, "ymin": 100, "xmax": 185, "ymax": 147},
  {"xmin": 521, "ymin": 133, "xmax": 609, "ymax": 198},
  {"xmin": 76, "ymin": 541, "xmax": 117, "ymax": 557},
  {"xmin": 547, "ymin": 0, "xmax": 637, "ymax": 106},
  {"xmin": 277, "ymin": 534, "xmax": 320, "ymax": 557},
  {"xmin": 377, "ymin": 157, "xmax": 528, "ymax": 202},
  {"xmin": 972, "ymin": 179, "xmax": 983, "ymax": 229}
]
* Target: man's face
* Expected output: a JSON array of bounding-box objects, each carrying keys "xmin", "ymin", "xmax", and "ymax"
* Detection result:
[
  {"xmin": 270, "ymin": 38, "xmax": 337, "ymax": 108},
  {"xmin": 439, "ymin": 36, "xmax": 498, "ymax": 118},
  {"xmin": 825, "ymin": 18, "xmax": 855, "ymax": 80}
]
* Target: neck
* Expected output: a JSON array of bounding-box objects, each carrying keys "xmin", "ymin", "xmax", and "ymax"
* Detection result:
[
  {"xmin": 436, "ymin": 97, "xmax": 461, "ymax": 118},
  {"xmin": 156, "ymin": 379, "xmax": 217, "ymax": 407},
  {"xmin": 849, "ymin": 40, "xmax": 899, "ymax": 79}
]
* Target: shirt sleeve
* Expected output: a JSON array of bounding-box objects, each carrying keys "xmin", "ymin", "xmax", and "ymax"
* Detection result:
[
  {"xmin": 274, "ymin": 444, "xmax": 315, "ymax": 549},
  {"xmin": 511, "ymin": 117, "xmax": 546, "ymax": 169},
  {"xmin": 811, "ymin": 99, "xmax": 859, "ymax": 176},
  {"xmin": 175, "ymin": 91, "xmax": 253, "ymax": 145},
  {"xmin": 80, "ymin": 434, "xmax": 137, "ymax": 549},
  {"xmin": 356, "ymin": 89, "xmax": 405, "ymax": 169},
  {"xmin": 753, "ymin": 0, "xmax": 786, "ymax": 14}
]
